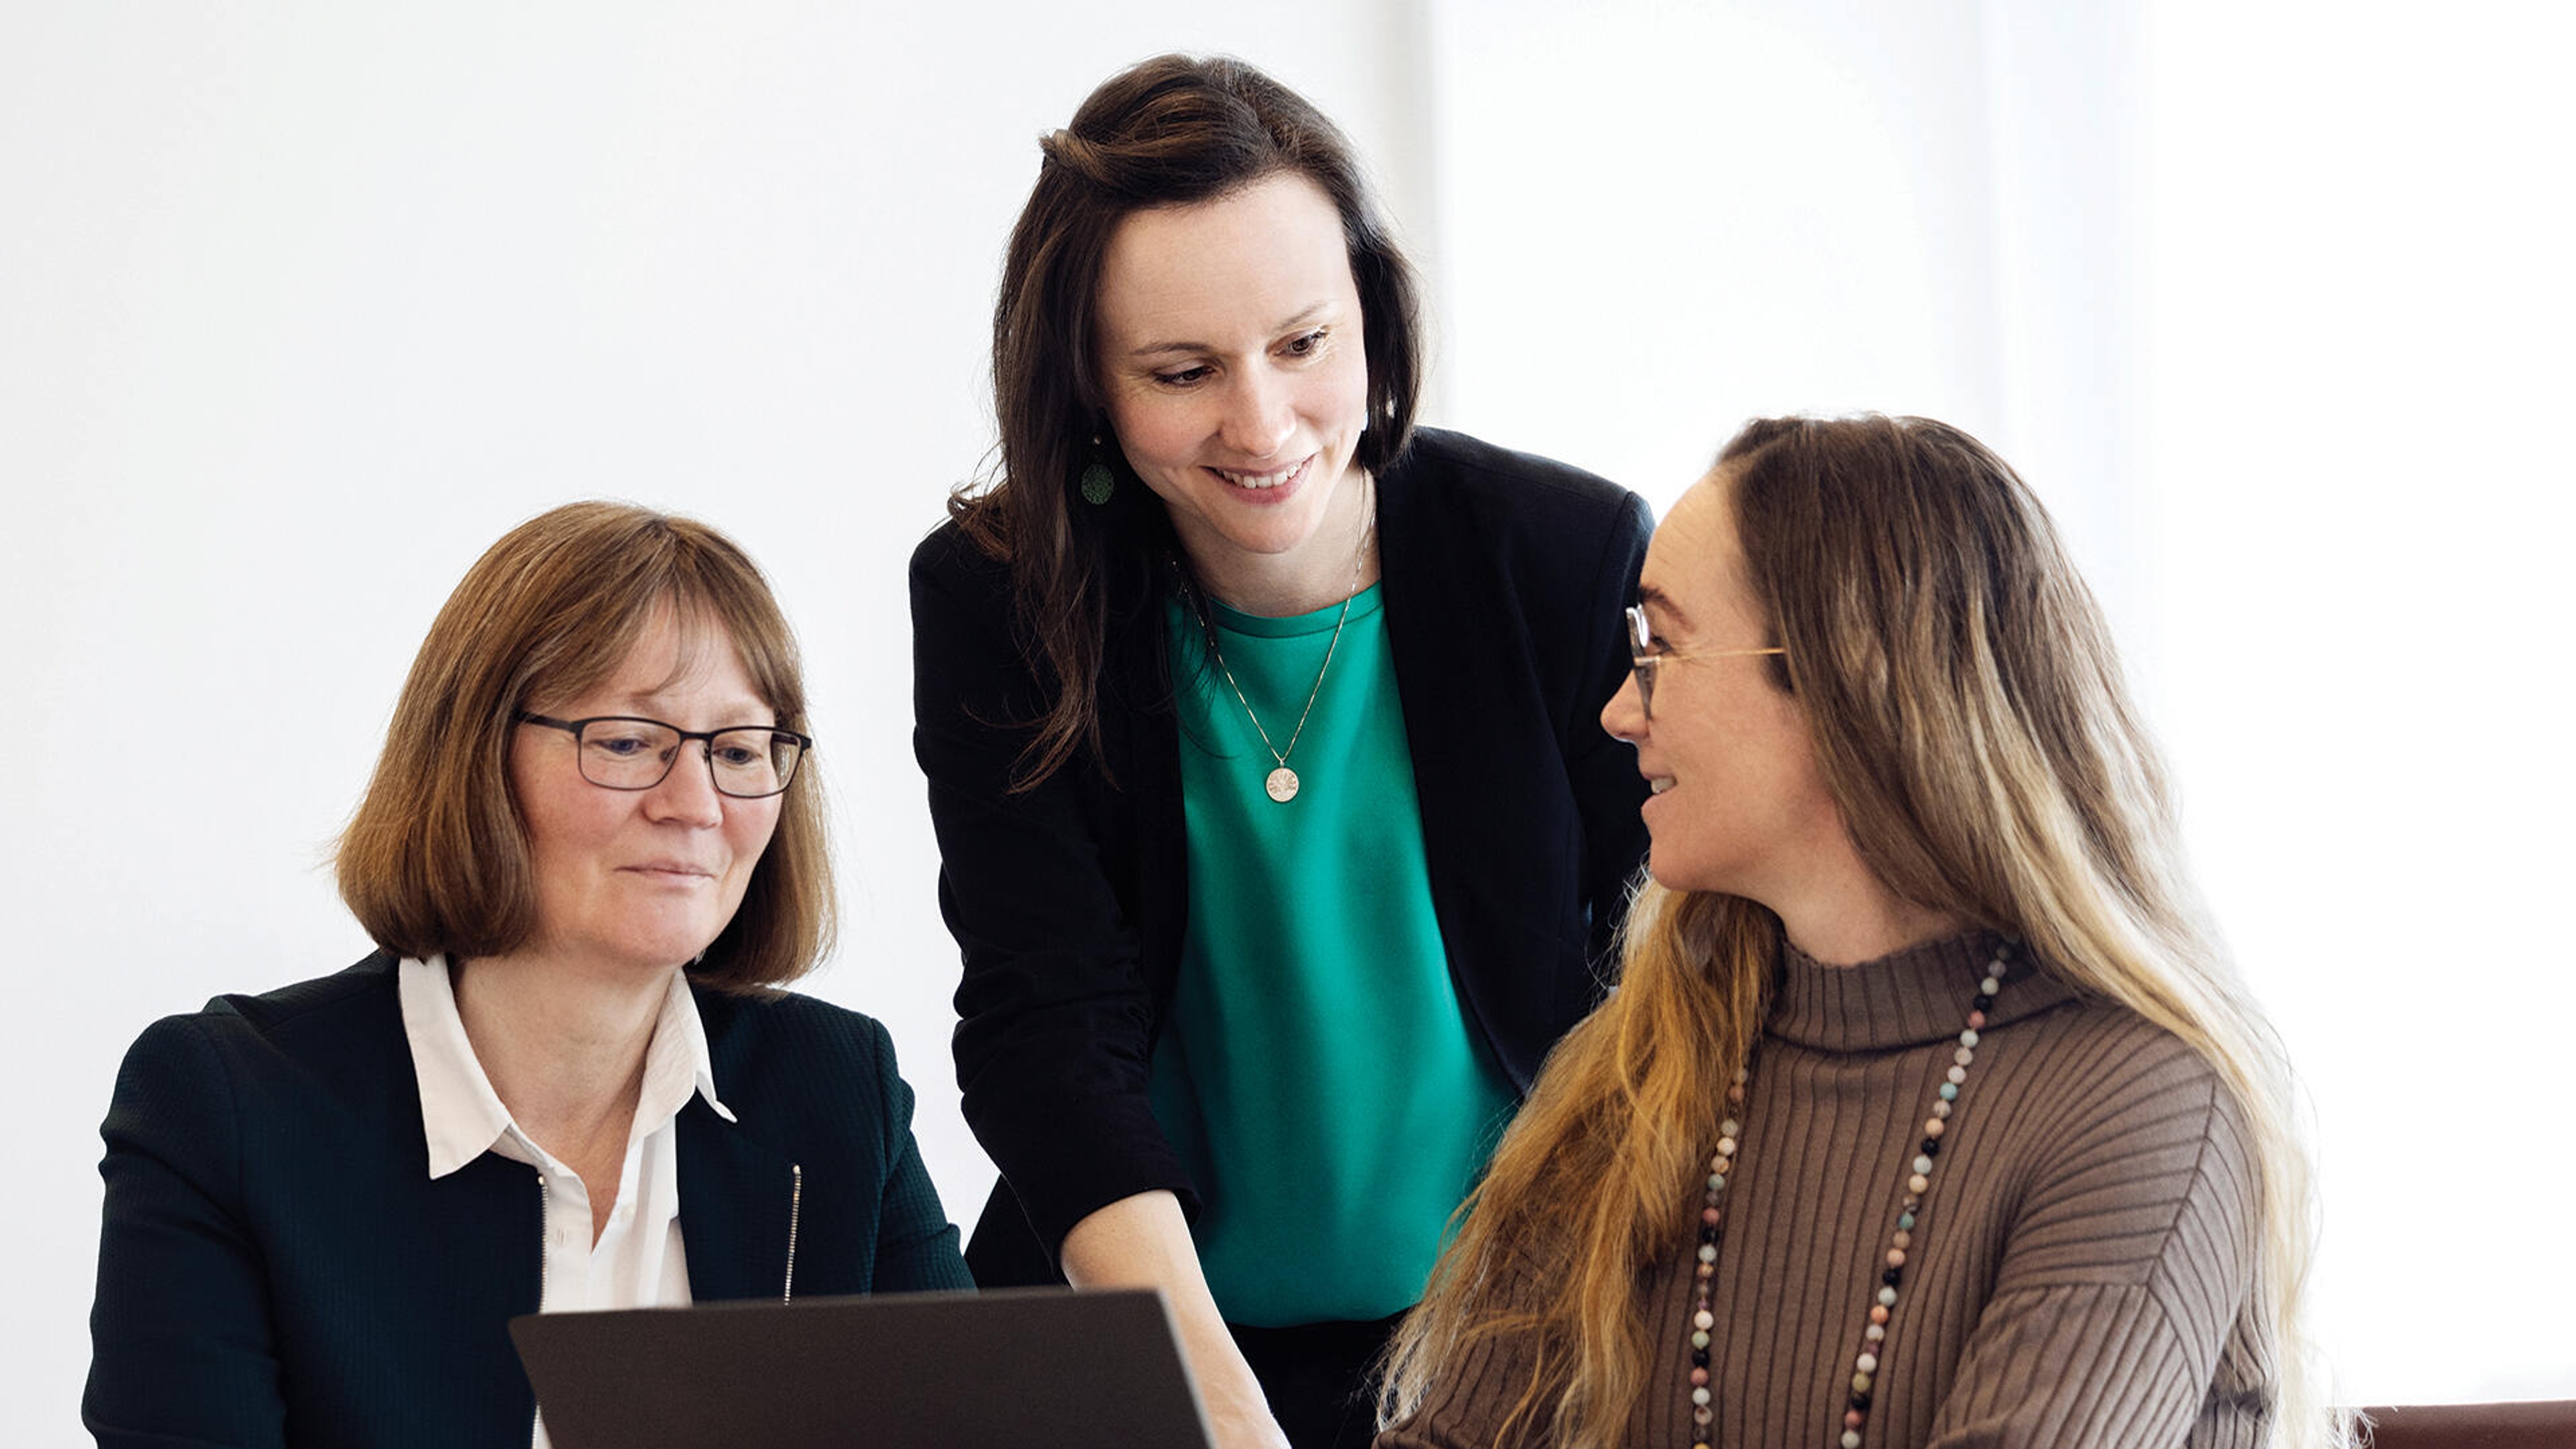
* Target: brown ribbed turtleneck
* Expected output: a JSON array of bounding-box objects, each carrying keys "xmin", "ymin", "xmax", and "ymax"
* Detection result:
[{"xmin": 1379, "ymin": 932, "xmax": 2272, "ymax": 1449}]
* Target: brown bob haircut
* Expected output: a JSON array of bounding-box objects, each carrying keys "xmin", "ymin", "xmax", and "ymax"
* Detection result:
[
  {"xmin": 953, "ymin": 52, "xmax": 1426, "ymax": 787},
  {"xmin": 336, "ymin": 501, "xmax": 835, "ymax": 991}
]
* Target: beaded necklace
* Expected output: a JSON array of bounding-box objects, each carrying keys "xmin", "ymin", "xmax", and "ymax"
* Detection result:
[{"xmin": 1684, "ymin": 940, "xmax": 2015, "ymax": 1449}]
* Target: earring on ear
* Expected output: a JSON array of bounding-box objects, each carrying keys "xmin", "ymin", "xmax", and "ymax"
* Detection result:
[{"xmin": 1079, "ymin": 434, "xmax": 1116, "ymax": 505}]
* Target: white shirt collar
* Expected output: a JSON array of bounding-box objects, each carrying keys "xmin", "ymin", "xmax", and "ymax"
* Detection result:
[{"xmin": 398, "ymin": 955, "xmax": 736, "ymax": 1181}]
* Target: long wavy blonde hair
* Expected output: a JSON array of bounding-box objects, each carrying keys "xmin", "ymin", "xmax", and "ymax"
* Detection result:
[{"xmin": 1380, "ymin": 415, "xmax": 2345, "ymax": 1448}]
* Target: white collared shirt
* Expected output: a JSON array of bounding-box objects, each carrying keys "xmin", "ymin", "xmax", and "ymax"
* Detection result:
[{"xmin": 398, "ymin": 955, "xmax": 735, "ymax": 1449}]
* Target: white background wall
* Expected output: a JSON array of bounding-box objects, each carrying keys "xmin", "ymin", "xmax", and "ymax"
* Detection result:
[{"xmin": 4, "ymin": 2, "xmax": 2568, "ymax": 1439}]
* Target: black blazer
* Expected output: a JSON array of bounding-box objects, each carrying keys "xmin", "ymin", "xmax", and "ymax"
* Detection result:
[
  {"xmin": 84, "ymin": 952, "xmax": 971, "ymax": 1449},
  {"xmin": 910, "ymin": 428, "xmax": 1653, "ymax": 1283}
]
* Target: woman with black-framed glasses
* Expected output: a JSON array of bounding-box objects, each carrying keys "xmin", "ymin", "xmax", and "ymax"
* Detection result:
[{"xmin": 85, "ymin": 501, "xmax": 969, "ymax": 1449}]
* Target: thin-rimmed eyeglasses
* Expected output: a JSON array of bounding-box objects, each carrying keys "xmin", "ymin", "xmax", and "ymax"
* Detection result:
[{"xmin": 1624, "ymin": 604, "xmax": 1787, "ymax": 720}]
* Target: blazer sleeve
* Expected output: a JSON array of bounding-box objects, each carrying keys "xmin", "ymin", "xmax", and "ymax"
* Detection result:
[
  {"xmin": 863, "ymin": 1016, "xmax": 976, "ymax": 1292},
  {"xmin": 85, "ymin": 1014, "xmax": 290, "ymax": 1449},
  {"xmin": 908, "ymin": 527, "xmax": 1196, "ymax": 1259}
]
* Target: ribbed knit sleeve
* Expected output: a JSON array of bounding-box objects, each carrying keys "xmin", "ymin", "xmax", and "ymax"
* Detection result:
[
  {"xmin": 1921, "ymin": 1035, "xmax": 2267, "ymax": 1448},
  {"xmin": 1373, "ymin": 1311, "xmax": 1546, "ymax": 1449}
]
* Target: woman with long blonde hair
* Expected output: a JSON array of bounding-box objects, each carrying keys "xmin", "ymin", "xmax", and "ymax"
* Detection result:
[{"xmin": 1378, "ymin": 415, "xmax": 2343, "ymax": 1449}]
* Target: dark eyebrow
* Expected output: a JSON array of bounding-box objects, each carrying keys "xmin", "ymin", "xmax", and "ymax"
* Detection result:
[
  {"xmin": 1126, "ymin": 303, "xmax": 1333, "ymax": 360},
  {"xmin": 1637, "ymin": 583, "xmax": 1692, "ymax": 634}
]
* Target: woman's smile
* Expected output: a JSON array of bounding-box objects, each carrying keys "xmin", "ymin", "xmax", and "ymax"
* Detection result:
[{"xmin": 1208, "ymin": 453, "xmax": 1313, "ymax": 497}]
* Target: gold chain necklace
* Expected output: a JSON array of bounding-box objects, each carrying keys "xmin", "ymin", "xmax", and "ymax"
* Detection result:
[{"xmin": 1183, "ymin": 476, "xmax": 1375, "ymax": 804}]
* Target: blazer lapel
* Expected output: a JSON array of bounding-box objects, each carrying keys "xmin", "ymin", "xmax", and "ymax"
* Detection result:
[
  {"xmin": 1110, "ymin": 551, "xmax": 1190, "ymax": 1013},
  {"xmin": 1375, "ymin": 450, "xmax": 1564, "ymax": 1089},
  {"xmin": 676, "ymin": 1098, "xmax": 798, "ymax": 1303},
  {"xmin": 1377, "ymin": 456, "xmax": 1491, "ymax": 951}
]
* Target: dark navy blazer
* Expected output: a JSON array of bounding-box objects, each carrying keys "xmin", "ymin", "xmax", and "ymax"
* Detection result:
[
  {"xmin": 85, "ymin": 951, "xmax": 970, "ymax": 1448},
  {"xmin": 911, "ymin": 427, "xmax": 1654, "ymax": 1284}
]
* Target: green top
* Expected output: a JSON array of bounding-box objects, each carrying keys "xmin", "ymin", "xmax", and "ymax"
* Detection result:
[{"xmin": 1149, "ymin": 583, "xmax": 1519, "ymax": 1327}]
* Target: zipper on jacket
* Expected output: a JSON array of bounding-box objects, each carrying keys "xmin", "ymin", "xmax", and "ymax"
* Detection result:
[
  {"xmin": 777, "ymin": 1160, "xmax": 798, "ymax": 1299},
  {"xmin": 533, "ymin": 1168, "xmax": 550, "ymax": 1443},
  {"xmin": 534, "ymin": 1169, "xmax": 551, "ymax": 1303},
  {"xmin": 783, "ymin": 1163, "xmax": 803, "ymax": 1303}
]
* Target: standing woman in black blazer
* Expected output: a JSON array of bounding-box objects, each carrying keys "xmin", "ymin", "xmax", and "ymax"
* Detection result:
[{"xmin": 910, "ymin": 55, "xmax": 1651, "ymax": 1449}]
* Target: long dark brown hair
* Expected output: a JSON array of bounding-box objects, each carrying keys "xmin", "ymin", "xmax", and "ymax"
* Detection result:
[
  {"xmin": 951, "ymin": 53, "xmax": 1424, "ymax": 787},
  {"xmin": 1382, "ymin": 417, "xmax": 2341, "ymax": 1448}
]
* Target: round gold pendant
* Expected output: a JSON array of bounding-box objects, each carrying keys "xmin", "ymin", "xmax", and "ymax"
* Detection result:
[{"xmin": 1265, "ymin": 766, "xmax": 1300, "ymax": 803}]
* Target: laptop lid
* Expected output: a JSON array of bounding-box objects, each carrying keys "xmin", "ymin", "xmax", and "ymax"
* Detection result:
[{"xmin": 511, "ymin": 1286, "xmax": 1216, "ymax": 1449}]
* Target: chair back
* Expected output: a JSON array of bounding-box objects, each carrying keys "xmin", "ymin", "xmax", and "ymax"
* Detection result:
[{"xmin": 2358, "ymin": 1400, "xmax": 2576, "ymax": 1448}]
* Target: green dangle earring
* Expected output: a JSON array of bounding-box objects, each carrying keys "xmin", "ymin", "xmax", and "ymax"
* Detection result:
[{"xmin": 1079, "ymin": 434, "xmax": 1116, "ymax": 505}]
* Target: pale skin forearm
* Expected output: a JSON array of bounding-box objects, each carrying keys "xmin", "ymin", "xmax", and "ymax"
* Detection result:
[{"xmin": 1059, "ymin": 1190, "xmax": 1290, "ymax": 1449}]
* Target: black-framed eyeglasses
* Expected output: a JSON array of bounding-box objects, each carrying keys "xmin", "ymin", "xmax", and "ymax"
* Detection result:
[
  {"xmin": 1624, "ymin": 604, "xmax": 1787, "ymax": 720},
  {"xmin": 515, "ymin": 712, "xmax": 811, "ymax": 799}
]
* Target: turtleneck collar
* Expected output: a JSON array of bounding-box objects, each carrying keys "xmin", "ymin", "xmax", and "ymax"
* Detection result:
[{"xmin": 1764, "ymin": 928, "xmax": 2080, "ymax": 1053}]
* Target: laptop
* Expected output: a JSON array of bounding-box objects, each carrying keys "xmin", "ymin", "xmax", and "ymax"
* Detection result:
[{"xmin": 511, "ymin": 1285, "xmax": 1216, "ymax": 1448}]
